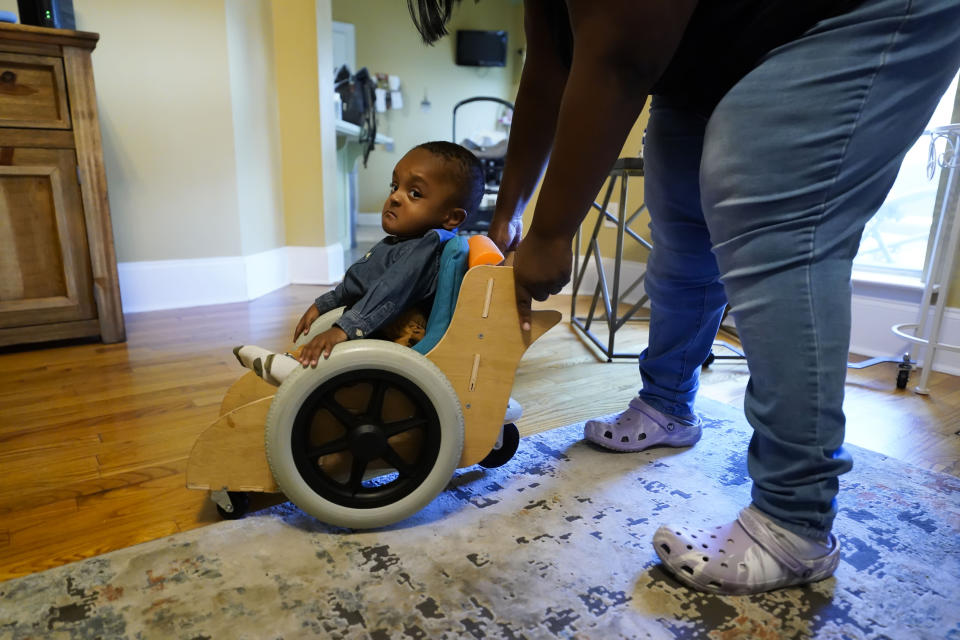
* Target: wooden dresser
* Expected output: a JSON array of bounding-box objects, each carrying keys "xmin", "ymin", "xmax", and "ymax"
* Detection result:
[{"xmin": 0, "ymin": 23, "xmax": 124, "ymax": 346}]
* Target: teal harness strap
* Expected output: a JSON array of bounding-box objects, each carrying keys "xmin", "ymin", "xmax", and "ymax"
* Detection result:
[{"xmin": 413, "ymin": 235, "xmax": 470, "ymax": 355}]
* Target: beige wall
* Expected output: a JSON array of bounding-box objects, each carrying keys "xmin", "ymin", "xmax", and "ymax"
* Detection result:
[
  {"xmin": 78, "ymin": 0, "xmax": 243, "ymax": 262},
  {"xmin": 332, "ymin": 0, "xmax": 524, "ymax": 213},
  {"xmin": 0, "ymin": 0, "xmax": 295, "ymax": 262}
]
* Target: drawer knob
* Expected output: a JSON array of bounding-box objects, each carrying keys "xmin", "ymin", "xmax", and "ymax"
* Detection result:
[{"xmin": 0, "ymin": 70, "xmax": 15, "ymax": 84}]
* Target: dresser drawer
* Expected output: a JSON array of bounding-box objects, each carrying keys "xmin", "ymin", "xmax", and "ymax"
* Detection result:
[{"xmin": 0, "ymin": 52, "xmax": 70, "ymax": 129}]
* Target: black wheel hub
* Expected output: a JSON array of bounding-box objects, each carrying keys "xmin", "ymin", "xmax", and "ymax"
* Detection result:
[
  {"xmin": 290, "ymin": 369, "xmax": 442, "ymax": 509},
  {"xmin": 349, "ymin": 424, "xmax": 388, "ymax": 461}
]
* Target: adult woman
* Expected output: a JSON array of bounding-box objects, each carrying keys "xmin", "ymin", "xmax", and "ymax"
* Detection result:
[{"xmin": 408, "ymin": 0, "xmax": 960, "ymax": 595}]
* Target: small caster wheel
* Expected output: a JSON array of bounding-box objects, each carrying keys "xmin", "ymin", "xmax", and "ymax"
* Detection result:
[
  {"xmin": 702, "ymin": 351, "xmax": 716, "ymax": 368},
  {"xmin": 896, "ymin": 354, "xmax": 912, "ymax": 390},
  {"xmin": 479, "ymin": 423, "xmax": 520, "ymax": 469},
  {"xmin": 896, "ymin": 368, "xmax": 909, "ymax": 390},
  {"xmin": 215, "ymin": 491, "xmax": 250, "ymax": 520}
]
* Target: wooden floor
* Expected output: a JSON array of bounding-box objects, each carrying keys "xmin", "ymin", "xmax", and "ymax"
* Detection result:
[{"xmin": 1, "ymin": 285, "xmax": 958, "ymax": 581}]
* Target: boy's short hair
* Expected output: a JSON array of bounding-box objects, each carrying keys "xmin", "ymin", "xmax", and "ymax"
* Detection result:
[{"xmin": 414, "ymin": 141, "xmax": 485, "ymax": 217}]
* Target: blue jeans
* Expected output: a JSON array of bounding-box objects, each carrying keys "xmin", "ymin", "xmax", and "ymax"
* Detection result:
[{"xmin": 638, "ymin": 0, "xmax": 960, "ymax": 538}]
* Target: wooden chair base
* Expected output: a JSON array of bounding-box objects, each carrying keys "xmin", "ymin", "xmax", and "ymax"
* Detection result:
[{"xmin": 186, "ymin": 265, "xmax": 561, "ymax": 516}]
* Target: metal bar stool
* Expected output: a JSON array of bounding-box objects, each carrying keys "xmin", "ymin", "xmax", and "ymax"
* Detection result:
[
  {"xmin": 570, "ymin": 157, "xmax": 747, "ymax": 366},
  {"xmin": 570, "ymin": 157, "xmax": 651, "ymax": 361}
]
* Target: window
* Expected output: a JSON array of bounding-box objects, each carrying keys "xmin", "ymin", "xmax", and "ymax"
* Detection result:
[{"xmin": 854, "ymin": 72, "xmax": 960, "ymax": 278}]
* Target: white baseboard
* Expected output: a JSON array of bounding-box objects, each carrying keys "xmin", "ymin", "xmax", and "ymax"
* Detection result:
[
  {"xmin": 244, "ymin": 247, "xmax": 289, "ymax": 300},
  {"xmin": 565, "ymin": 256, "xmax": 960, "ymax": 375},
  {"xmin": 849, "ymin": 294, "xmax": 960, "ymax": 375},
  {"xmin": 287, "ymin": 243, "xmax": 345, "ymax": 285},
  {"xmin": 118, "ymin": 256, "xmax": 249, "ymax": 314},
  {"xmin": 118, "ymin": 245, "xmax": 346, "ymax": 314}
]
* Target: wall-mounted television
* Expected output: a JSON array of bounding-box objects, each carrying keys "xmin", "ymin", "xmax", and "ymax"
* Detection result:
[{"xmin": 456, "ymin": 30, "xmax": 508, "ymax": 67}]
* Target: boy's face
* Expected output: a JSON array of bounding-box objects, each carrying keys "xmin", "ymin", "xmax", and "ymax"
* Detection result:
[{"xmin": 382, "ymin": 148, "xmax": 466, "ymax": 237}]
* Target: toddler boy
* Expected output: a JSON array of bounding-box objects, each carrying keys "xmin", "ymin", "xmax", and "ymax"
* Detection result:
[{"xmin": 236, "ymin": 141, "xmax": 485, "ymax": 384}]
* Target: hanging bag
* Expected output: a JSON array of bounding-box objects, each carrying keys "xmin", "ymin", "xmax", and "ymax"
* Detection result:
[{"xmin": 334, "ymin": 65, "xmax": 378, "ymax": 166}]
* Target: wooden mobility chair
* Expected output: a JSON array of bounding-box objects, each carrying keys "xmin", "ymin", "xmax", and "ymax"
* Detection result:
[{"xmin": 186, "ymin": 236, "xmax": 561, "ymax": 528}]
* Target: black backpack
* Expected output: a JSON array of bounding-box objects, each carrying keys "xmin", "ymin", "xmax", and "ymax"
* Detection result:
[{"xmin": 334, "ymin": 65, "xmax": 377, "ymax": 167}]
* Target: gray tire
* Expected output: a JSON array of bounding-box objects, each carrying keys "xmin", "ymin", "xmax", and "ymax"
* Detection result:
[{"xmin": 264, "ymin": 340, "xmax": 464, "ymax": 528}]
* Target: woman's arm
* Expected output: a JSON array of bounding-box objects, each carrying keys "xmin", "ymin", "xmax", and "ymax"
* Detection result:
[
  {"xmin": 488, "ymin": 0, "xmax": 571, "ymax": 252},
  {"xmin": 512, "ymin": 0, "xmax": 697, "ymax": 326}
]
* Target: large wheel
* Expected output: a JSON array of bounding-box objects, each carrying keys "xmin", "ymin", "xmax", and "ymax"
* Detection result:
[{"xmin": 265, "ymin": 341, "xmax": 464, "ymax": 528}]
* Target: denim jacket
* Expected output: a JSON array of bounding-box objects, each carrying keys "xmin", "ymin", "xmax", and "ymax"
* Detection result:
[{"xmin": 313, "ymin": 228, "xmax": 456, "ymax": 339}]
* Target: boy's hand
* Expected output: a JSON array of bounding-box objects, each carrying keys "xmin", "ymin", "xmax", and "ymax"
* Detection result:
[
  {"xmin": 298, "ymin": 327, "xmax": 348, "ymax": 367},
  {"xmin": 293, "ymin": 304, "xmax": 321, "ymax": 342}
]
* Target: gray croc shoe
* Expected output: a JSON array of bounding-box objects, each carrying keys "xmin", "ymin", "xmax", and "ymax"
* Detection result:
[
  {"xmin": 584, "ymin": 397, "xmax": 702, "ymax": 452},
  {"xmin": 653, "ymin": 506, "xmax": 840, "ymax": 595}
]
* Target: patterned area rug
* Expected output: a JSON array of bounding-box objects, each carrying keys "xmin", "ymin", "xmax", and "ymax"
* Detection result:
[{"xmin": 1, "ymin": 397, "xmax": 958, "ymax": 640}]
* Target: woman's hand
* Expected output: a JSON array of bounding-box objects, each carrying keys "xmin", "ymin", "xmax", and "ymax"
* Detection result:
[
  {"xmin": 293, "ymin": 304, "xmax": 320, "ymax": 342},
  {"xmin": 488, "ymin": 214, "xmax": 524, "ymax": 253},
  {"xmin": 512, "ymin": 231, "xmax": 573, "ymax": 330},
  {"xmin": 297, "ymin": 326, "xmax": 348, "ymax": 367}
]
